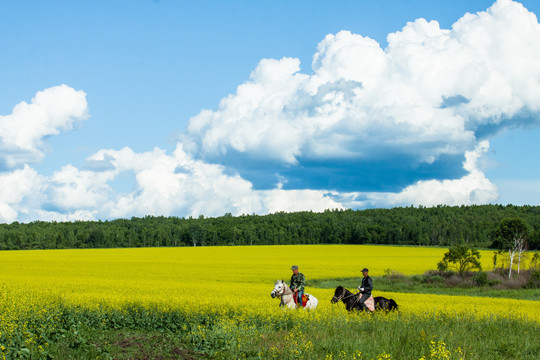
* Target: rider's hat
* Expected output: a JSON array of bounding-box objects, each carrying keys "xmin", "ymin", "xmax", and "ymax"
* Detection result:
[
  {"xmin": 291, "ymin": 265, "xmax": 299, "ymax": 270},
  {"xmin": 362, "ymin": 268, "xmax": 369, "ymax": 272}
]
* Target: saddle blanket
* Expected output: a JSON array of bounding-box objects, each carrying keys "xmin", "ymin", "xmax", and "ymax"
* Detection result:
[
  {"xmin": 295, "ymin": 293, "xmax": 310, "ymax": 307},
  {"xmin": 365, "ymin": 295, "xmax": 375, "ymax": 311}
]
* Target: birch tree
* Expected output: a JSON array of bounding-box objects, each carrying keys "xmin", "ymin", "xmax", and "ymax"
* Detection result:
[{"xmin": 495, "ymin": 218, "xmax": 529, "ymax": 278}]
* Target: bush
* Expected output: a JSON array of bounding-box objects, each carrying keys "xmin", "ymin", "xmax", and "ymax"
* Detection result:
[
  {"xmin": 472, "ymin": 271, "xmax": 500, "ymax": 286},
  {"xmin": 473, "ymin": 271, "xmax": 489, "ymax": 286},
  {"xmin": 486, "ymin": 272, "xmax": 502, "ymax": 286},
  {"xmin": 529, "ymin": 253, "xmax": 539, "ymax": 271},
  {"xmin": 422, "ymin": 274, "xmax": 444, "ymax": 284},
  {"xmin": 382, "ymin": 269, "xmax": 405, "ymax": 282},
  {"xmin": 446, "ymin": 274, "xmax": 464, "ymax": 287},
  {"xmin": 526, "ymin": 270, "xmax": 540, "ymax": 289}
]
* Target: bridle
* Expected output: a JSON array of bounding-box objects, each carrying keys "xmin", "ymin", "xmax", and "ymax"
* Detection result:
[
  {"xmin": 332, "ymin": 287, "xmax": 358, "ymax": 303},
  {"xmin": 271, "ymin": 281, "xmax": 286, "ymax": 297}
]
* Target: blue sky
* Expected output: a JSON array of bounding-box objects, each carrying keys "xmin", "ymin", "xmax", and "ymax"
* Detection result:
[{"xmin": 0, "ymin": 0, "xmax": 539, "ymax": 222}]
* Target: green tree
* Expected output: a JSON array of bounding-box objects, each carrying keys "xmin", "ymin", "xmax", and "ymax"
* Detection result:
[
  {"xmin": 495, "ymin": 218, "xmax": 529, "ymax": 278},
  {"xmin": 1, "ymin": 205, "xmax": 540, "ymax": 250},
  {"xmin": 437, "ymin": 244, "xmax": 482, "ymax": 276},
  {"xmin": 529, "ymin": 229, "xmax": 540, "ymax": 250}
]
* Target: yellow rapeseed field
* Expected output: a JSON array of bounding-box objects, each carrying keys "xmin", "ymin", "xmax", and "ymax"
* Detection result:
[
  {"xmin": 0, "ymin": 245, "xmax": 537, "ymax": 318},
  {"xmin": 0, "ymin": 245, "xmax": 539, "ymax": 359}
]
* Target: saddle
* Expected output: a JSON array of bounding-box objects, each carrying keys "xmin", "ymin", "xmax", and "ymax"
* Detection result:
[{"xmin": 293, "ymin": 293, "xmax": 309, "ymax": 307}]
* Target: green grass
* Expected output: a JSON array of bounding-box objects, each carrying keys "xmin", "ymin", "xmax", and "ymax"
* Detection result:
[
  {"xmin": 247, "ymin": 314, "xmax": 540, "ymax": 360},
  {"xmin": 3, "ymin": 300, "xmax": 539, "ymax": 359},
  {"xmin": 2, "ymin": 274, "xmax": 539, "ymax": 359},
  {"xmin": 48, "ymin": 328, "xmax": 199, "ymax": 360},
  {"xmin": 309, "ymin": 276, "xmax": 540, "ymax": 301},
  {"xmin": 41, "ymin": 310, "xmax": 540, "ymax": 360}
]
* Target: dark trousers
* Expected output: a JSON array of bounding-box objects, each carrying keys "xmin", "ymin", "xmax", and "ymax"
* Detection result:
[{"xmin": 358, "ymin": 293, "xmax": 370, "ymax": 311}]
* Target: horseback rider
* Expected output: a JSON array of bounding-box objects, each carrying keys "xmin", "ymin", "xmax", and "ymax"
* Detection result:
[
  {"xmin": 290, "ymin": 265, "xmax": 305, "ymax": 307},
  {"xmin": 357, "ymin": 267, "xmax": 373, "ymax": 312}
]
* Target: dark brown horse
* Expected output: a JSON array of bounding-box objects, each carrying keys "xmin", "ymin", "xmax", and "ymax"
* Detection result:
[{"xmin": 331, "ymin": 286, "xmax": 398, "ymax": 312}]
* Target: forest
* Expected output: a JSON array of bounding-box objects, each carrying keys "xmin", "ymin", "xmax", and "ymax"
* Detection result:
[{"xmin": 0, "ymin": 204, "xmax": 539, "ymax": 251}]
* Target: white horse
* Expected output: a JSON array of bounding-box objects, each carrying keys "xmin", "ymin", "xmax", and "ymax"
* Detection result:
[{"xmin": 270, "ymin": 280, "xmax": 318, "ymax": 310}]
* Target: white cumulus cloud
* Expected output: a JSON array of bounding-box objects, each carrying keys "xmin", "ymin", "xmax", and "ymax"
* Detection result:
[
  {"xmin": 0, "ymin": 165, "xmax": 44, "ymax": 223},
  {"xmin": 0, "ymin": 85, "xmax": 88, "ymax": 168},
  {"xmin": 185, "ymin": 0, "xmax": 540, "ymax": 172},
  {"xmin": 47, "ymin": 165, "xmax": 115, "ymax": 211},
  {"xmin": 81, "ymin": 145, "xmax": 343, "ymax": 219}
]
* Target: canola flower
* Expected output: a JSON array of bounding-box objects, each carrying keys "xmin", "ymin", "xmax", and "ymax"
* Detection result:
[
  {"xmin": 1, "ymin": 245, "xmax": 536, "ymax": 320},
  {"xmin": 0, "ymin": 285, "xmax": 60, "ymax": 359},
  {"xmin": 0, "ymin": 245, "xmax": 538, "ymax": 358}
]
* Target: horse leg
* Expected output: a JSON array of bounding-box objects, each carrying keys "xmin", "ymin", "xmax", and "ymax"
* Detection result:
[
  {"xmin": 349, "ymin": 299, "xmax": 362, "ymax": 312},
  {"xmin": 358, "ymin": 294, "xmax": 369, "ymax": 312},
  {"xmin": 344, "ymin": 298, "xmax": 354, "ymax": 311}
]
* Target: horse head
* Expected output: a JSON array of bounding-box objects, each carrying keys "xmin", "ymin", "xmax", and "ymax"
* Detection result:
[
  {"xmin": 271, "ymin": 280, "xmax": 285, "ymax": 298},
  {"xmin": 331, "ymin": 285, "xmax": 346, "ymax": 304}
]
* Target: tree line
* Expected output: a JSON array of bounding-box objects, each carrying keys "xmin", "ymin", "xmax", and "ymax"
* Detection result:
[{"xmin": 0, "ymin": 204, "xmax": 539, "ymax": 251}]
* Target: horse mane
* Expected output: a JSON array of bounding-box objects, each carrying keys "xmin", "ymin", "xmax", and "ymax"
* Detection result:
[
  {"xmin": 280, "ymin": 280, "xmax": 292, "ymax": 295},
  {"xmin": 333, "ymin": 285, "xmax": 360, "ymax": 311},
  {"xmin": 334, "ymin": 285, "xmax": 353, "ymax": 298}
]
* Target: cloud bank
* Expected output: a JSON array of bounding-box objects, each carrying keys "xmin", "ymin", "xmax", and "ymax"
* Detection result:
[
  {"xmin": 185, "ymin": 0, "xmax": 540, "ymax": 190},
  {"xmin": 1, "ymin": 0, "xmax": 539, "ymax": 222}
]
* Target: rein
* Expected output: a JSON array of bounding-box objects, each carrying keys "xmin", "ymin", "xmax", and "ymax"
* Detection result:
[
  {"xmin": 333, "ymin": 288, "xmax": 358, "ymax": 302},
  {"xmin": 273, "ymin": 282, "xmax": 292, "ymax": 298}
]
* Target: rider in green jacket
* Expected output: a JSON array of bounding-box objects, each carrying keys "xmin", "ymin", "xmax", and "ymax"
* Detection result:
[{"xmin": 290, "ymin": 265, "xmax": 305, "ymax": 306}]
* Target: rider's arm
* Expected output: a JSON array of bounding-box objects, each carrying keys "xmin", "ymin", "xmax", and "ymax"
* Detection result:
[
  {"xmin": 298, "ymin": 273, "xmax": 305, "ymax": 291},
  {"xmin": 290, "ymin": 275, "xmax": 296, "ymax": 290}
]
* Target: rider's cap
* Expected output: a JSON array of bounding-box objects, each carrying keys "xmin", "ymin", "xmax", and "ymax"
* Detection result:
[
  {"xmin": 291, "ymin": 265, "xmax": 299, "ymax": 270},
  {"xmin": 362, "ymin": 268, "xmax": 369, "ymax": 272}
]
